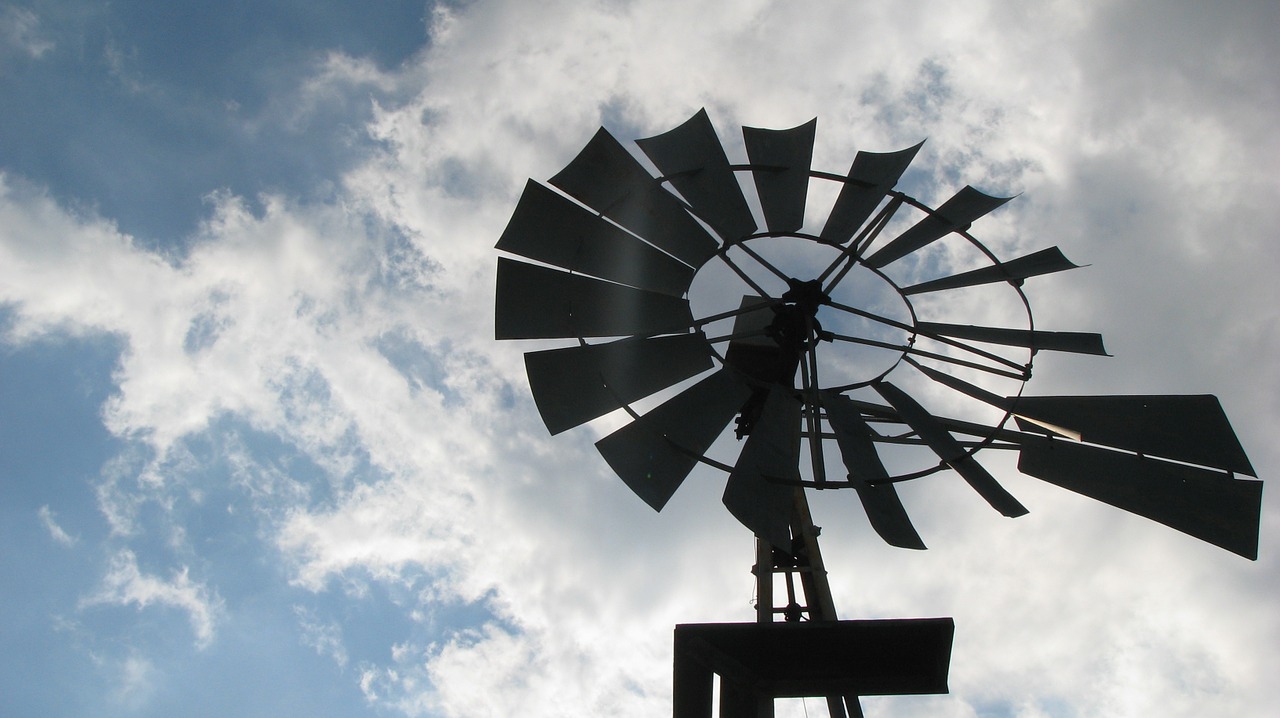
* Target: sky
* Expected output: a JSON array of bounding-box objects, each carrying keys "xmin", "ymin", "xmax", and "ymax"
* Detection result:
[{"xmin": 1, "ymin": 1, "xmax": 1278, "ymax": 716}]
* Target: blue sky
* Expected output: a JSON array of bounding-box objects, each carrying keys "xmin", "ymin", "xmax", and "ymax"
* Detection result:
[
  {"xmin": 2, "ymin": 1, "xmax": 1278, "ymax": 717},
  {"xmin": 0, "ymin": 0, "xmax": 425, "ymax": 244}
]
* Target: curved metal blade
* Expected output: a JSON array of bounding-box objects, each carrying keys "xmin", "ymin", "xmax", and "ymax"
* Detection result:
[
  {"xmin": 904, "ymin": 359, "xmax": 1012, "ymax": 411},
  {"xmin": 548, "ymin": 127, "xmax": 720, "ymax": 268},
  {"xmin": 917, "ymin": 321, "xmax": 1108, "ymax": 356},
  {"xmin": 820, "ymin": 142, "xmax": 924, "ymax": 244},
  {"xmin": 636, "ymin": 109, "xmax": 758, "ymax": 243},
  {"xmin": 875, "ymin": 380, "xmax": 1029, "ymax": 517},
  {"xmin": 1018, "ymin": 439, "xmax": 1262, "ymax": 559},
  {"xmin": 723, "ymin": 386, "xmax": 802, "ymax": 549},
  {"xmin": 595, "ymin": 369, "xmax": 753, "ymax": 511},
  {"xmin": 496, "ymin": 180, "xmax": 695, "ymax": 297},
  {"xmin": 824, "ymin": 392, "xmax": 926, "ymax": 549},
  {"xmin": 902, "ymin": 247, "xmax": 1081, "ymax": 295},
  {"xmin": 525, "ymin": 333, "xmax": 714, "ymax": 435},
  {"xmin": 1012, "ymin": 395, "xmax": 1256, "ymax": 475},
  {"xmin": 743, "ymin": 119, "xmax": 816, "ymax": 234},
  {"xmin": 908, "ymin": 361, "xmax": 1082, "ymax": 441},
  {"xmin": 495, "ymin": 258, "xmax": 693, "ymax": 339},
  {"xmin": 864, "ymin": 187, "xmax": 1013, "ymax": 269}
]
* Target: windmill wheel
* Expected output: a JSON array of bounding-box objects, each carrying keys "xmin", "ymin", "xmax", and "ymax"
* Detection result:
[{"xmin": 496, "ymin": 109, "xmax": 1262, "ymax": 559}]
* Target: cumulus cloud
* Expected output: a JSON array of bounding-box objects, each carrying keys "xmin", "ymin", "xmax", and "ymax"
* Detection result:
[{"xmin": 2, "ymin": 0, "xmax": 1278, "ymax": 716}]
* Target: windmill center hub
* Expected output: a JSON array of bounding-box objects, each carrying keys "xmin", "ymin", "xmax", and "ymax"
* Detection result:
[{"xmin": 688, "ymin": 238, "xmax": 914, "ymax": 390}]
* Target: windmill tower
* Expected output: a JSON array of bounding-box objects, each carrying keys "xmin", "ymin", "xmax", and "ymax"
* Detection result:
[{"xmin": 495, "ymin": 110, "xmax": 1262, "ymax": 717}]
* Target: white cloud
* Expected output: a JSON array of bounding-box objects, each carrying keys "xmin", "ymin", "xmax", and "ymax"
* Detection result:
[
  {"xmin": 38, "ymin": 505, "xmax": 76, "ymax": 546},
  {"xmin": 107, "ymin": 652, "xmax": 158, "ymax": 710},
  {"xmin": 0, "ymin": 6, "xmax": 54, "ymax": 64},
  {"xmin": 2, "ymin": 0, "xmax": 1278, "ymax": 715},
  {"xmin": 81, "ymin": 550, "xmax": 223, "ymax": 649},
  {"xmin": 294, "ymin": 604, "xmax": 349, "ymax": 668}
]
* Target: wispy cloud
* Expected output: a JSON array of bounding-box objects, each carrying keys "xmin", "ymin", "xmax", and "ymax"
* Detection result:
[
  {"xmin": 37, "ymin": 505, "xmax": 76, "ymax": 547},
  {"xmin": 81, "ymin": 550, "xmax": 223, "ymax": 649},
  {"xmin": 107, "ymin": 652, "xmax": 158, "ymax": 710},
  {"xmin": 0, "ymin": 7, "xmax": 54, "ymax": 64},
  {"xmin": 294, "ymin": 604, "xmax": 349, "ymax": 667}
]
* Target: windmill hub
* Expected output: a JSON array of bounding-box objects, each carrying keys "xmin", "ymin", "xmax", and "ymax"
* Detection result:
[
  {"xmin": 771, "ymin": 279, "xmax": 828, "ymax": 346},
  {"xmin": 690, "ymin": 237, "xmax": 914, "ymax": 391},
  {"xmin": 781, "ymin": 277, "xmax": 828, "ymax": 318}
]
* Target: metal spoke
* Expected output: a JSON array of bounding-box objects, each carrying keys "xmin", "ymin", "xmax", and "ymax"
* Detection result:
[
  {"xmin": 735, "ymin": 240, "xmax": 793, "ymax": 284},
  {"xmin": 831, "ymin": 334, "xmax": 1027, "ymax": 381},
  {"xmin": 825, "ymin": 299, "xmax": 917, "ymax": 333},
  {"xmin": 819, "ymin": 195, "xmax": 905, "ymax": 291},
  {"xmin": 717, "ymin": 250, "xmax": 774, "ymax": 299},
  {"xmin": 826, "ymin": 300, "xmax": 1028, "ymax": 373}
]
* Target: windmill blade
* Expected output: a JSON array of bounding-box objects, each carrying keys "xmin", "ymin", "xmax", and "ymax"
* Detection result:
[
  {"xmin": 917, "ymin": 321, "xmax": 1108, "ymax": 356},
  {"xmin": 820, "ymin": 142, "xmax": 924, "ymax": 244},
  {"xmin": 596, "ymin": 369, "xmax": 754, "ymax": 511},
  {"xmin": 723, "ymin": 386, "xmax": 802, "ymax": 549},
  {"xmin": 495, "ymin": 258, "xmax": 693, "ymax": 339},
  {"xmin": 864, "ymin": 187, "xmax": 1013, "ymax": 269},
  {"xmin": 496, "ymin": 180, "xmax": 695, "ymax": 297},
  {"xmin": 743, "ymin": 119, "xmax": 817, "ymax": 234},
  {"xmin": 907, "ymin": 359, "xmax": 1011, "ymax": 412},
  {"xmin": 905, "ymin": 360, "xmax": 1080, "ymax": 440},
  {"xmin": 824, "ymin": 392, "xmax": 927, "ymax": 549},
  {"xmin": 1018, "ymin": 439, "xmax": 1262, "ymax": 559},
  {"xmin": 902, "ymin": 247, "xmax": 1081, "ymax": 296},
  {"xmin": 525, "ymin": 333, "xmax": 714, "ymax": 435},
  {"xmin": 1012, "ymin": 395, "xmax": 1256, "ymax": 475},
  {"xmin": 875, "ymin": 380, "xmax": 1029, "ymax": 517},
  {"xmin": 548, "ymin": 127, "xmax": 720, "ymax": 268},
  {"xmin": 636, "ymin": 108, "xmax": 758, "ymax": 243}
]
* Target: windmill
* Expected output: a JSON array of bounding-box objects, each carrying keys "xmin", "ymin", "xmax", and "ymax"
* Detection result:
[{"xmin": 494, "ymin": 109, "xmax": 1262, "ymax": 717}]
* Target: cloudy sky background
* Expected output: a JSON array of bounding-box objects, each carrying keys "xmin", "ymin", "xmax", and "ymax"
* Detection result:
[{"xmin": 2, "ymin": 1, "xmax": 1277, "ymax": 716}]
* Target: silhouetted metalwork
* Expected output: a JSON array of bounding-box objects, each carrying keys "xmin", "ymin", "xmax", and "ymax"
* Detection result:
[
  {"xmin": 495, "ymin": 109, "xmax": 1263, "ymax": 715},
  {"xmin": 674, "ymin": 620, "xmax": 954, "ymax": 718}
]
